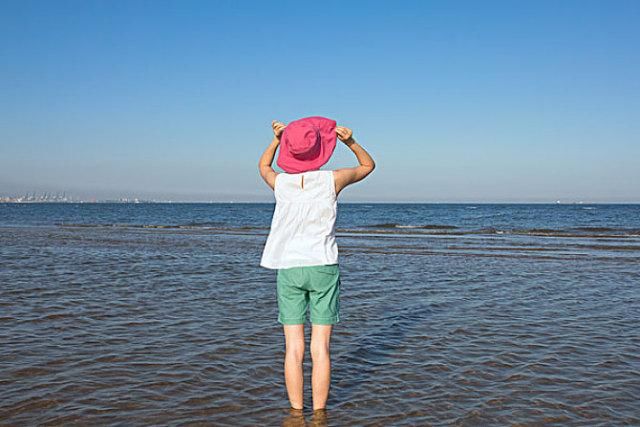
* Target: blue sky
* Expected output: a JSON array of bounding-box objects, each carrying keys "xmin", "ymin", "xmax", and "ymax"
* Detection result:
[{"xmin": 1, "ymin": 0, "xmax": 639, "ymax": 202}]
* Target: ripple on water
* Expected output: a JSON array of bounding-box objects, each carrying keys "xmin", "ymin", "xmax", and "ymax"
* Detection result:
[{"xmin": 0, "ymin": 225, "xmax": 639, "ymax": 425}]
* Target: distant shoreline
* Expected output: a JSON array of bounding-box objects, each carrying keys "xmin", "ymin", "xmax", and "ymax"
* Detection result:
[{"xmin": 2, "ymin": 201, "xmax": 640, "ymax": 205}]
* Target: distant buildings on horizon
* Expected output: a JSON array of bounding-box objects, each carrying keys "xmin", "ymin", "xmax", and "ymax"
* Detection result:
[
  {"xmin": 0, "ymin": 192, "xmax": 155, "ymax": 203},
  {"xmin": 1, "ymin": 191, "xmax": 74, "ymax": 203},
  {"xmin": 0, "ymin": 191, "xmax": 635, "ymax": 204}
]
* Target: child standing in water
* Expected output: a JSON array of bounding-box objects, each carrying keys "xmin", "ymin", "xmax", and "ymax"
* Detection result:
[{"xmin": 258, "ymin": 116, "xmax": 375, "ymax": 415}]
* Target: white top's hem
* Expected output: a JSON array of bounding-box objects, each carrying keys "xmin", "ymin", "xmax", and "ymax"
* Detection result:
[{"xmin": 260, "ymin": 258, "xmax": 339, "ymax": 270}]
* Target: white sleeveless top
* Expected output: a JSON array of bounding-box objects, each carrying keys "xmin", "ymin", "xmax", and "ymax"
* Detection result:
[{"xmin": 260, "ymin": 170, "xmax": 339, "ymax": 269}]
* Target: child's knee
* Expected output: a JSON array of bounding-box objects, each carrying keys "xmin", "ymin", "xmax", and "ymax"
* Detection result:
[
  {"xmin": 286, "ymin": 340, "xmax": 305, "ymax": 361},
  {"xmin": 310, "ymin": 340, "xmax": 330, "ymax": 361}
]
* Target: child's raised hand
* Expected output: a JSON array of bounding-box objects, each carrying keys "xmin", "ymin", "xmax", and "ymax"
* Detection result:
[
  {"xmin": 272, "ymin": 120, "xmax": 287, "ymax": 138},
  {"xmin": 336, "ymin": 126, "xmax": 353, "ymax": 142}
]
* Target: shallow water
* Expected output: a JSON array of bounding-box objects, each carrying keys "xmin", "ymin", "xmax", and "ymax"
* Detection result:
[{"xmin": 1, "ymin": 203, "xmax": 639, "ymax": 425}]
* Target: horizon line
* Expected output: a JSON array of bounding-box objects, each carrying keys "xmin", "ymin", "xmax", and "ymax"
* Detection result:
[{"xmin": 2, "ymin": 201, "xmax": 640, "ymax": 205}]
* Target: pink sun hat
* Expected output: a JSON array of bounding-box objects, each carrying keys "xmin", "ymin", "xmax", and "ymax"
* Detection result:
[{"xmin": 276, "ymin": 116, "xmax": 337, "ymax": 173}]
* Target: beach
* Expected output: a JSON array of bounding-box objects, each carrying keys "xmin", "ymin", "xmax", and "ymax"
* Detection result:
[{"xmin": 1, "ymin": 203, "xmax": 639, "ymax": 425}]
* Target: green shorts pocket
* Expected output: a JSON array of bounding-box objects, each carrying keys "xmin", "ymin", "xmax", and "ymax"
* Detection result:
[{"xmin": 307, "ymin": 266, "xmax": 340, "ymax": 325}]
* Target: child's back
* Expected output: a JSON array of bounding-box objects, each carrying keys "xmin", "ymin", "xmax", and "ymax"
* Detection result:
[{"xmin": 260, "ymin": 170, "xmax": 338, "ymax": 269}]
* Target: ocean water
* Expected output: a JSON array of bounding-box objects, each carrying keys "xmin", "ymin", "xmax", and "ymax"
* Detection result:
[{"xmin": 1, "ymin": 203, "xmax": 639, "ymax": 426}]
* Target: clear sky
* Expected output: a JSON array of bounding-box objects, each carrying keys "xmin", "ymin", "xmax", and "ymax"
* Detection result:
[{"xmin": 1, "ymin": 0, "xmax": 639, "ymax": 202}]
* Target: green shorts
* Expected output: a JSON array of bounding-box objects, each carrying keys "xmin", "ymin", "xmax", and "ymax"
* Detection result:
[{"xmin": 276, "ymin": 263, "xmax": 341, "ymax": 325}]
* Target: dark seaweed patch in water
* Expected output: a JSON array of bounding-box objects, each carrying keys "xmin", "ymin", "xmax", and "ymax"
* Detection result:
[
  {"xmin": 572, "ymin": 227, "xmax": 640, "ymax": 235},
  {"xmin": 477, "ymin": 227, "xmax": 569, "ymax": 235},
  {"xmin": 573, "ymin": 227, "xmax": 617, "ymax": 232},
  {"xmin": 182, "ymin": 221, "xmax": 224, "ymax": 227},
  {"xmin": 57, "ymin": 222, "xmax": 272, "ymax": 231},
  {"xmin": 521, "ymin": 228, "xmax": 566, "ymax": 234},
  {"xmin": 477, "ymin": 227, "xmax": 500, "ymax": 234},
  {"xmin": 363, "ymin": 223, "xmax": 458, "ymax": 230},
  {"xmin": 57, "ymin": 222, "xmax": 183, "ymax": 229},
  {"xmin": 56, "ymin": 222, "xmax": 640, "ymax": 240},
  {"xmin": 472, "ymin": 227, "xmax": 640, "ymax": 238}
]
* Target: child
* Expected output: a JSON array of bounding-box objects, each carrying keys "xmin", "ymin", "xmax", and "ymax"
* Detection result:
[{"xmin": 258, "ymin": 116, "xmax": 376, "ymax": 413}]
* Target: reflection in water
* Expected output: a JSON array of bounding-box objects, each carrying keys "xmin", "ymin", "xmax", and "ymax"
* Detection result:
[
  {"xmin": 281, "ymin": 408, "xmax": 329, "ymax": 427},
  {"xmin": 281, "ymin": 408, "xmax": 305, "ymax": 427},
  {"xmin": 309, "ymin": 408, "xmax": 329, "ymax": 427}
]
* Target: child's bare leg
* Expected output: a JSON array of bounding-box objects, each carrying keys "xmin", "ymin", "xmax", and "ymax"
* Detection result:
[
  {"xmin": 310, "ymin": 324, "xmax": 332, "ymax": 410},
  {"xmin": 283, "ymin": 324, "xmax": 305, "ymax": 409}
]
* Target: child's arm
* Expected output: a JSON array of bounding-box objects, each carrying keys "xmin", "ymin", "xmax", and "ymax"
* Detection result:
[
  {"xmin": 333, "ymin": 126, "xmax": 376, "ymax": 195},
  {"xmin": 258, "ymin": 120, "xmax": 286, "ymax": 190}
]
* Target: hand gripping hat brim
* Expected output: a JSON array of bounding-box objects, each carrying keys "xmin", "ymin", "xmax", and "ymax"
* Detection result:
[{"xmin": 276, "ymin": 116, "xmax": 337, "ymax": 173}]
